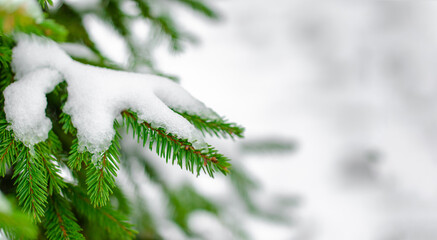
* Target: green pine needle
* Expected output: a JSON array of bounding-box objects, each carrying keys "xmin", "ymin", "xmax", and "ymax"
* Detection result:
[
  {"xmin": 65, "ymin": 185, "xmax": 137, "ymax": 240},
  {"xmin": 176, "ymin": 110, "xmax": 244, "ymax": 139},
  {"xmin": 13, "ymin": 146, "xmax": 48, "ymax": 222},
  {"xmin": 0, "ymin": 120, "xmax": 19, "ymax": 176},
  {"xmin": 122, "ymin": 110, "xmax": 231, "ymax": 177},
  {"xmin": 67, "ymin": 139, "xmax": 90, "ymax": 171},
  {"xmin": 60, "ymin": 112, "xmax": 76, "ymax": 135},
  {"xmin": 86, "ymin": 133, "xmax": 121, "ymax": 207},
  {"xmin": 44, "ymin": 194, "xmax": 85, "ymax": 240}
]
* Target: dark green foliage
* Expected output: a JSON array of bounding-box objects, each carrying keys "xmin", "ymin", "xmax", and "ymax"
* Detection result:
[
  {"xmin": 39, "ymin": 144, "xmax": 65, "ymax": 196},
  {"xmin": 67, "ymin": 139, "xmax": 89, "ymax": 171},
  {"xmin": 13, "ymin": 145, "xmax": 48, "ymax": 223},
  {"xmin": 0, "ymin": 119, "xmax": 18, "ymax": 177},
  {"xmin": 44, "ymin": 194, "xmax": 85, "ymax": 240},
  {"xmin": 65, "ymin": 185, "xmax": 137, "ymax": 240}
]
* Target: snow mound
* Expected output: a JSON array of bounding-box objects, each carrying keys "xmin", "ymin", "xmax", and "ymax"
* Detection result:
[
  {"xmin": 6, "ymin": 34, "xmax": 218, "ymax": 154},
  {"xmin": 4, "ymin": 68, "xmax": 62, "ymax": 147}
]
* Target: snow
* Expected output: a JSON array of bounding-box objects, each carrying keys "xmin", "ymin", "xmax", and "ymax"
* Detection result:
[
  {"xmin": 6, "ymin": 35, "xmax": 218, "ymax": 154},
  {"xmin": 4, "ymin": 68, "xmax": 62, "ymax": 147}
]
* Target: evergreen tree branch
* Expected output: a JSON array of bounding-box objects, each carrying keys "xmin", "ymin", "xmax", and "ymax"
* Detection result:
[
  {"xmin": 39, "ymin": 150, "xmax": 66, "ymax": 195},
  {"xmin": 60, "ymin": 112, "xmax": 76, "ymax": 136},
  {"xmin": 122, "ymin": 110, "xmax": 231, "ymax": 176},
  {"xmin": 44, "ymin": 194, "xmax": 85, "ymax": 240},
  {"xmin": 63, "ymin": 114, "xmax": 120, "ymax": 207},
  {"xmin": 0, "ymin": 120, "xmax": 19, "ymax": 177},
  {"xmin": 38, "ymin": 0, "xmax": 54, "ymax": 11},
  {"xmin": 175, "ymin": 110, "xmax": 244, "ymax": 139},
  {"xmin": 174, "ymin": 0, "xmax": 220, "ymax": 19},
  {"xmin": 13, "ymin": 145, "xmax": 48, "ymax": 222},
  {"xmin": 67, "ymin": 139, "xmax": 89, "ymax": 171},
  {"xmin": 65, "ymin": 185, "xmax": 137, "ymax": 240},
  {"xmin": 132, "ymin": 0, "xmax": 185, "ymax": 51},
  {"xmin": 86, "ymin": 130, "xmax": 121, "ymax": 207}
]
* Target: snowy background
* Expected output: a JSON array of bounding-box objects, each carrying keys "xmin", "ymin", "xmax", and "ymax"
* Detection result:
[{"xmin": 80, "ymin": 0, "xmax": 437, "ymax": 239}]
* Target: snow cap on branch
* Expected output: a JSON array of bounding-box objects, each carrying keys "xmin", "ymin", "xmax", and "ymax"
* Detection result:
[{"xmin": 6, "ymin": 34, "xmax": 218, "ymax": 153}]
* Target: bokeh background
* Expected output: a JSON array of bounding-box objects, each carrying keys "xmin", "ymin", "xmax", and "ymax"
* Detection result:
[{"xmin": 54, "ymin": 0, "xmax": 437, "ymax": 239}]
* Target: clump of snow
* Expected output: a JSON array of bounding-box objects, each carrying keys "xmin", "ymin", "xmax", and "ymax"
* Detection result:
[
  {"xmin": 6, "ymin": 34, "xmax": 218, "ymax": 154},
  {"xmin": 4, "ymin": 68, "xmax": 62, "ymax": 147}
]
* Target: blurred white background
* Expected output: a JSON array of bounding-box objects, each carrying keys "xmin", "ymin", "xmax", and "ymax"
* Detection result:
[{"xmin": 83, "ymin": 0, "xmax": 437, "ymax": 239}]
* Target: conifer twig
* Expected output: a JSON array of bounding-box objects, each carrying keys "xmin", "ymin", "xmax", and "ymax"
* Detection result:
[{"xmin": 122, "ymin": 110, "xmax": 231, "ymax": 176}]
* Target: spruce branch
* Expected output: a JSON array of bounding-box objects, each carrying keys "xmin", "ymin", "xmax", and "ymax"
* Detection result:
[
  {"xmin": 122, "ymin": 110, "xmax": 231, "ymax": 176},
  {"xmin": 86, "ymin": 129, "xmax": 121, "ymax": 207},
  {"xmin": 132, "ymin": 0, "xmax": 185, "ymax": 51},
  {"xmin": 102, "ymin": 0, "xmax": 130, "ymax": 37},
  {"xmin": 44, "ymin": 194, "xmax": 85, "ymax": 240},
  {"xmin": 167, "ymin": 185, "xmax": 219, "ymax": 235},
  {"xmin": 60, "ymin": 112, "xmax": 76, "ymax": 135},
  {"xmin": 175, "ymin": 110, "xmax": 244, "ymax": 139},
  {"xmin": 65, "ymin": 185, "xmax": 137, "ymax": 240},
  {"xmin": 174, "ymin": 0, "xmax": 220, "ymax": 19},
  {"xmin": 67, "ymin": 139, "xmax": 89, "ymax": 171},
  {"xmin": 38, "ymin": 0, "xmax": 54, "ymax": 11},
  {"xmin": 0, "ymin": 46, "xmax": 12, "ymax": 71},
  {"xmin": 0, "ymin": 119, "xmax": 19, "ymax": 177},
  {"xmin": 13, "ymin": 145, "xmax": 48, "ymax": 222},
  {"xmin": 39, "ymin": 147, "xmax": 65, "ymax": 195}
]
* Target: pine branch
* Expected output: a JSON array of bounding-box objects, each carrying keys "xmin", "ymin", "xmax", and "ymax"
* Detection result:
[
  {"xmin": 0, "ymin": 38, "xmax": 14, "ymax": 109},
  {"xmin": 63, "ymin": 113, "xmax": 120, "ymax": 207},
  {"xmin": 0, "ymin": 45, "xmax": 12, "ymax": 71},
  {"xmin": 38, "ymin": 0, "xmax": 54, "ymax": 11},
  {"xmin": 112, "ymin": 187, "xmax": 131, "ymax": 215},
  {"xmin": 102, "ymin": 0, "xmax": 130, "ymax": 37},
  {"xmin": 167, "ymin": 184, "xmax": 218, "ymax": 235},
  {"xmin": 65, "ymin": 185, "xmax": 137, "ymax": 240},
  {"xmin": 60, "ymin": 112, "xmax": 76, "ymax": 135},
  {"xmin": 174, "ymin": 0, "xmax": 220, "ymax": 19},
  {"xmin": 132, "ymin": 0, "xmax": 185, "ymax": 51},
  {"xmin": 38, "ymin": 146, "xmax": 66, "ymax": 195},
  {"xmin": 13, "ymin": 145, "xmax": 48, "ymax": 222},
  {"xmin": 122, "ymin": 110, "xmax": 231, "ymax": 176},
  {"xmin": 86, "ymin": 130, "xmax": 121, "ymax": 207},
  {"xmin": 67, "ymin": 139, "xmax": 89, "ymax": 171},
  {"xmin": 0, "ymin": 120, "xmax": 20, "ymax": 176},
  {"xmin": 44, "ymin": 194, "xmax": 85, "ymax": 240},
  {"xmin": 229, "ymin": 167, "xmax": 258, "ymax": 212},
  {"xmin": 175, "ymin": 110, "xmax": 244, "ymax": 139},
  {"xmin": 241, "ymin": 138, "xmax": 295, "ymax": 154}
]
